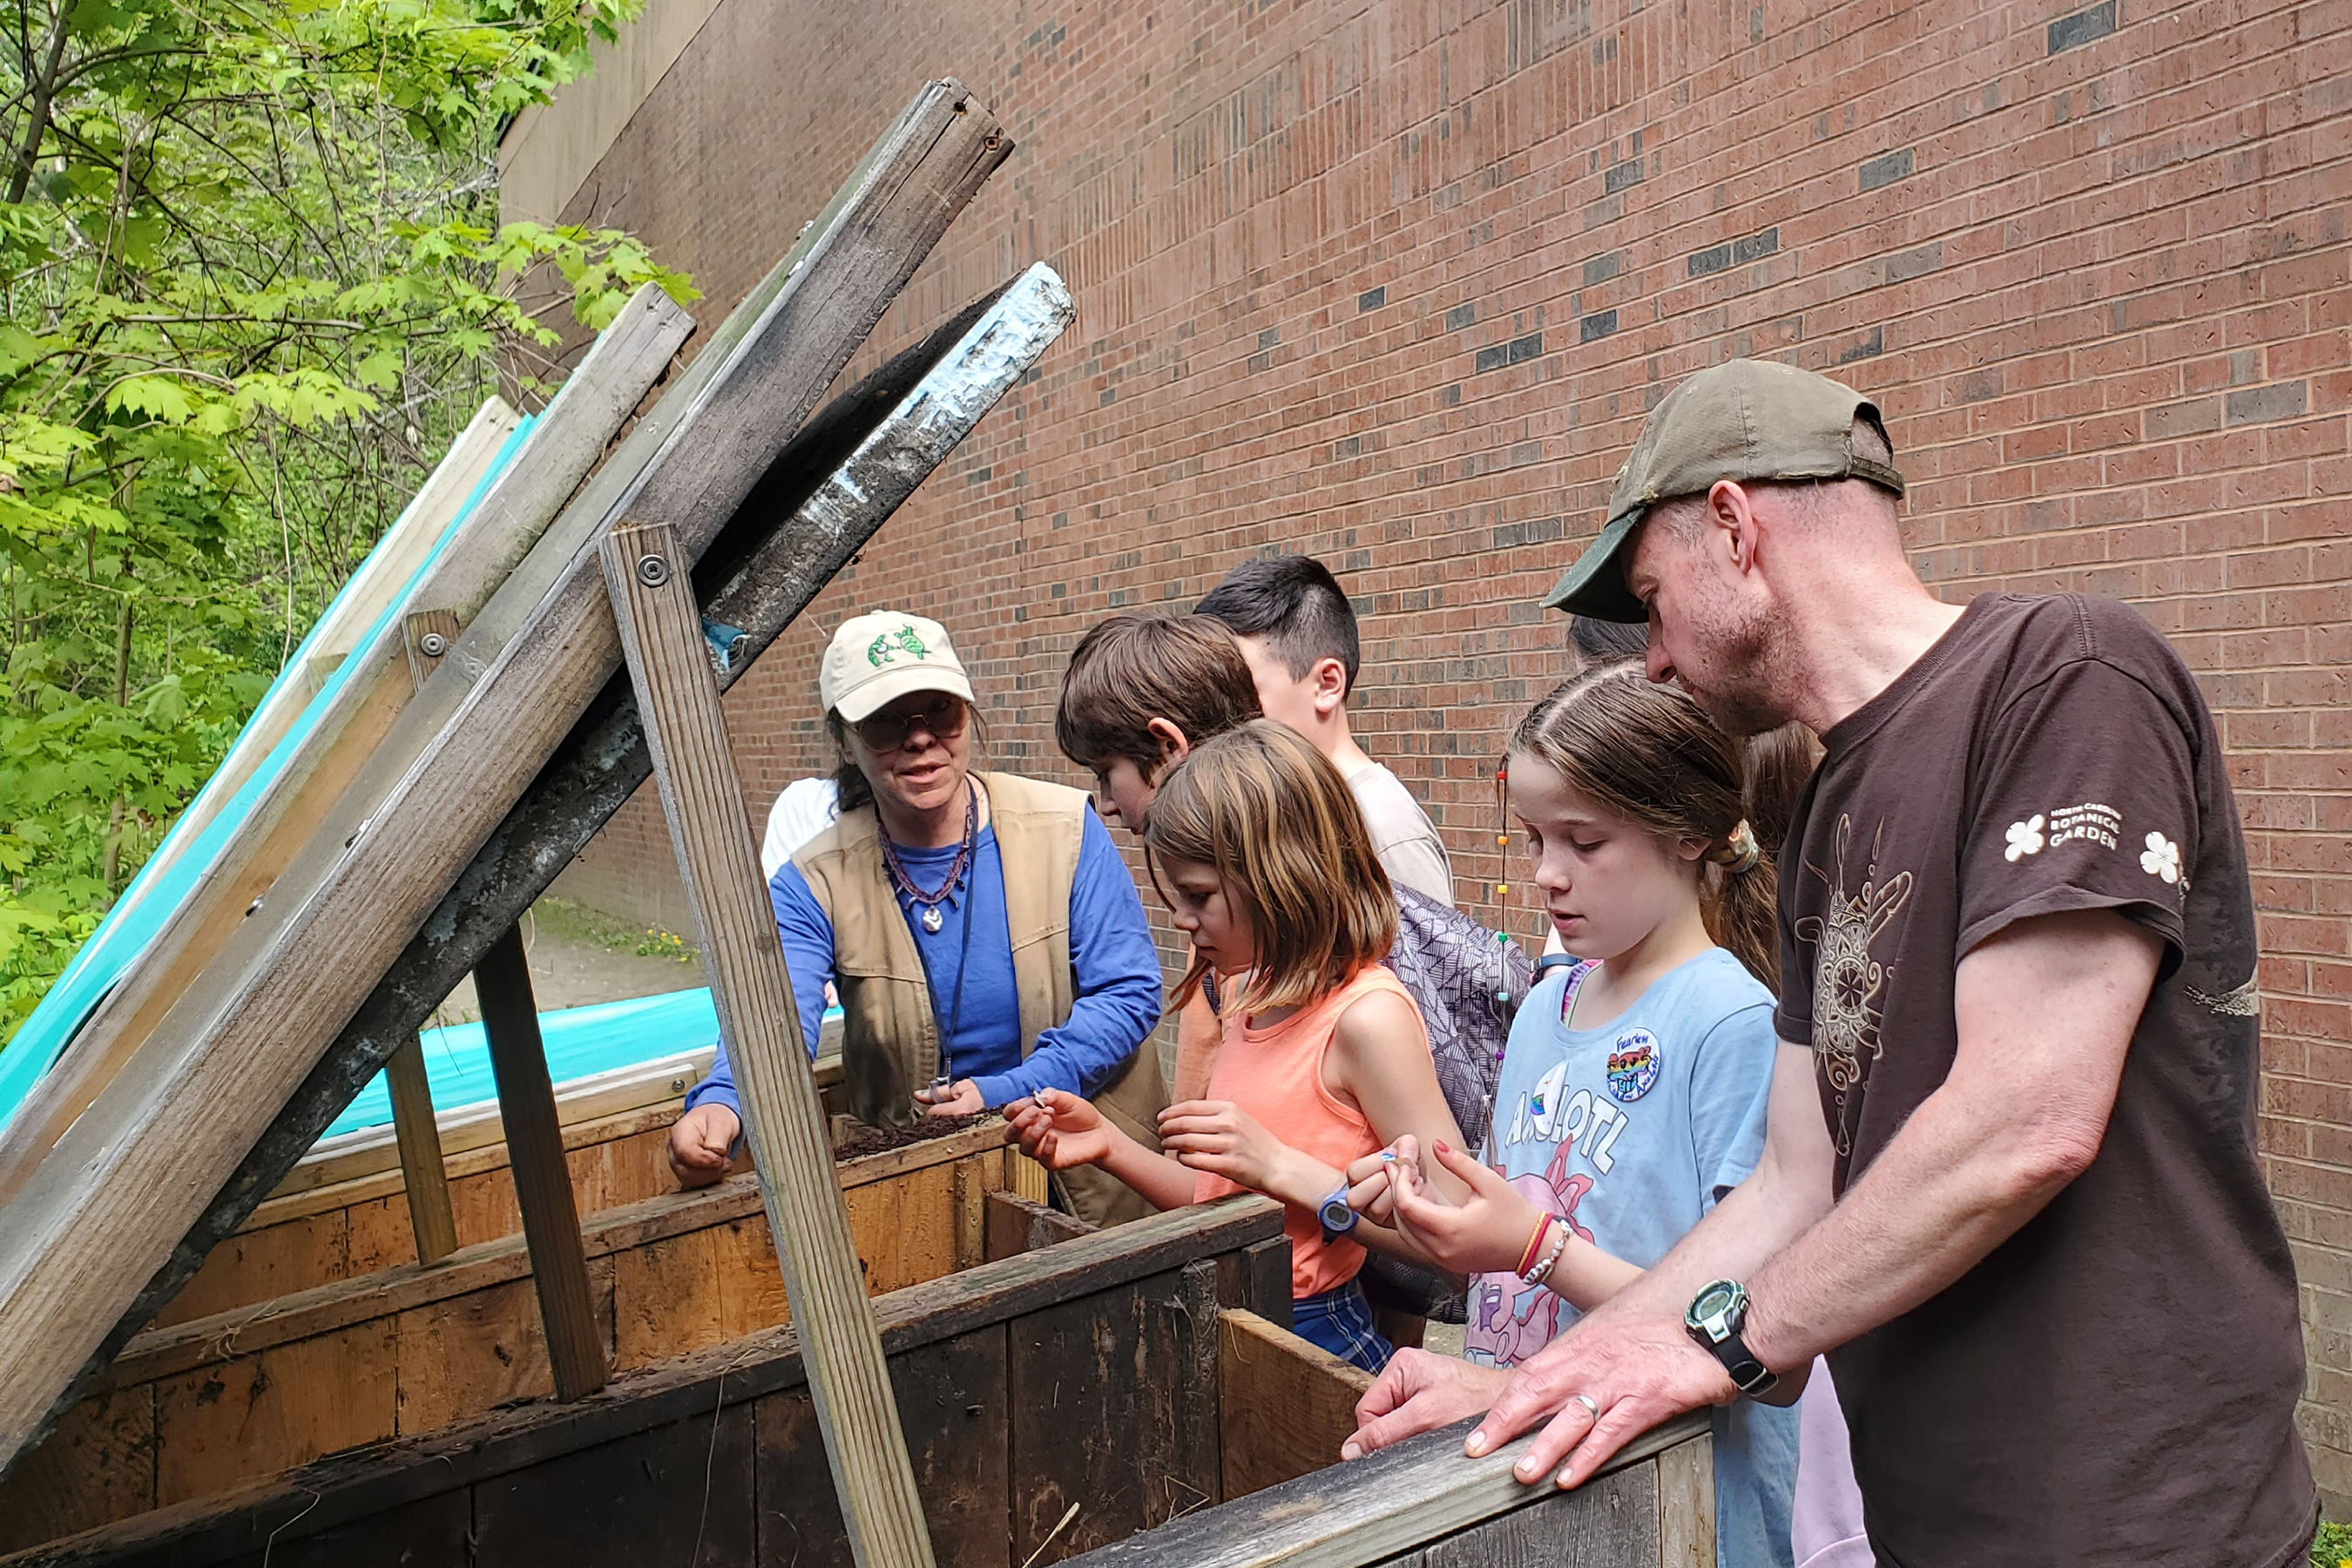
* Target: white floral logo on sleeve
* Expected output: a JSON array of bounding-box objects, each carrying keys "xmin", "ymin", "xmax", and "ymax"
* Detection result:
[
  {"xmin": 2139, "ymin": 832, "xmax": 2181, "ymax": 884},
  {"xmin": 2004, "ymin": 815, "xmax": 2045, "ymax": 862}
]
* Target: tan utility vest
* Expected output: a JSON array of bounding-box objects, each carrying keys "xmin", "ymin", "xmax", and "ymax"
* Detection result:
[{"xmin": 791, "ymin": 771, "xmax": 1166, "ymax": 1226}]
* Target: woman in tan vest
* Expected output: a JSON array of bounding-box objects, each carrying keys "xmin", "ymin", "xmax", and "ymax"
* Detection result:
[{"xmin": 667, "ymin": 611, "xmax": 1169, "ymax": 1226}]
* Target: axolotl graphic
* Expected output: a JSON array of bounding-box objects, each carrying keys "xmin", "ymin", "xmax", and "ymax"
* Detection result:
[{"xmin": 1464, "ymin": 1133, "xmax": 1598, "ymax": 1367}]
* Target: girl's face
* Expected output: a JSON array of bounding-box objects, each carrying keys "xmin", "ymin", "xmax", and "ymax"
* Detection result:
[
  {"xmin": 1507, "ymin": 753, "xmax": 1704, "ymax": 963},
  {"xmin": 1155, "ymin": 854, "xmax": 1256, "ymax": 977}
]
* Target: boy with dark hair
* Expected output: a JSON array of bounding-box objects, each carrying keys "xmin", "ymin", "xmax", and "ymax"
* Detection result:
[
  {"xmin": 1053, "ymin": 613, "xmax": 1262, "ymax": 833},
  {"xmin": 1195, "ymin": 555, "xmax": 1456, "ymax": 906}
]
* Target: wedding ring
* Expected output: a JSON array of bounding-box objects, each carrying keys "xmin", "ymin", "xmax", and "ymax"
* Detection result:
[{"xmin": 1571, "ymin": 1393, "xmax": 1601, "ymax": 1419}]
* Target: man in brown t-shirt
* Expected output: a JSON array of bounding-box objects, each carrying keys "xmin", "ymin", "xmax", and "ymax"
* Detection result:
[{"xmin": 1344, "ymin": 360, "xmax": 2314, "ymax": 1566}]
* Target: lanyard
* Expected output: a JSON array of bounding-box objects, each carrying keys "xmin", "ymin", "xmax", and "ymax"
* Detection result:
[{"xmin": 903, "ymin": 843, "xmax": 977, "ymax": 1084}]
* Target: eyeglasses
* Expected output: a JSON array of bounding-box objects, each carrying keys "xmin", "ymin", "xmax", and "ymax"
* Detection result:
[{"xmin": 855, "ymin": 693, "xmax": 970, "ymax": 753}]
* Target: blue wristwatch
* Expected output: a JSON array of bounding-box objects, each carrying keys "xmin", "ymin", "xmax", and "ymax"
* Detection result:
[{"xmin": 1317, "ymin": 1184, "xmax": 1358, "ymax": 1241}]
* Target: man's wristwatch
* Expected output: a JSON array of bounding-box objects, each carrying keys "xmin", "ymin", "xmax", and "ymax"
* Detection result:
[
  {"xmin": 1317, "ymin": 1184, "xmax": 1358, "ymax": 1242},
  {"xmin": 1684, "ymin": 1279, "xmax": 1779, "ymax": 1397}
]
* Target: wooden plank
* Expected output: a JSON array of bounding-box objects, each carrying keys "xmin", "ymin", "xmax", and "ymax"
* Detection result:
[
  {"xmin": 1654, "ymin": 1423, "xmax": 1713, "ymax": 1568},
  {"xmin": 470, "ymin": 1402, "xmax": 755, "ymax": 1568},
  {"xmin": 1216, "ymin": 1309, "xmax": 1374, "ymax": 1501},
  {"xmin": 602, "ymin": 517, "xmax": 931, "ymax": 1568},
  {"xmin": 152, "ymin": 1322, "xmax": 398, "ymax": 1510},
  {"xmin": 476, "ymin": 924, "xmax": 607, "ymax": 1401},
  {"xmin": 754, "ymin": 1328, "xmax": 1013, "ymax": 1568},
  {"xmin": 1050, "ymin": 1410, "xmax": 1712, "ymax": 1568},
  {"xmin": 23, "ymin": 108, "xmax": 1016, "ymax": 1467},
  {"xmin": 1008, "ymin": 1266, "xmax": 1221, "ymax": 1564},
  {"xmin": 1008, "ymin": 1143, "xmax": 1051, "ymax": 1205},
  {"xmin": 0, "ymin": 1386, "xmax": 154, "ymax": 1551},
  {"xmin": 951, "ymin": 1160, "xmax": 987, "ymax": 1272},
  {"xmin": 3, "ymin": 1201, "xmax": 1282, "ymax": 1568},
  {"xmin": 111, "ymin": 1125, "xmax": 1022, "ymax": 1389},
  {"xmin": 1408, "ymin": 1467, "xmax": 1660, "ymax": 1568},
  {"xmin": 207, "ymin": 1494, "xmax": 472, "ymax": 1568},
  {"xmin": 382, "ymin": 1042, "xmax": 457, "ymax": 1267},
  {"xmin": 983, "ymin": 1191, "xmax": 1092, "ymax": 1262},
  {"xmin": 247, "ymin": 266, "xmax": 1062, "ymax": 1253},
  {"xmin": 0, "ymin": 288, "xmax": 682, "ymax": 1213},
  {"xmin": 1240, "ymin": 1239, "xmax": 1293, "ymax": 1330}
]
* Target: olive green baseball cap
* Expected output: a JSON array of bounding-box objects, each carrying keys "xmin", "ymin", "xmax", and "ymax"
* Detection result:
[{"xmin": 1542, "ymin": 359, "xmax": 1906, "ymax": 622}]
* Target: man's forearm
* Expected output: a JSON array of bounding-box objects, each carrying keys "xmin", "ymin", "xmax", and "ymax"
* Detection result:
[{"xmin": 1603, "ymin": 1159, "xmax": 1827, "ymax": 1318}]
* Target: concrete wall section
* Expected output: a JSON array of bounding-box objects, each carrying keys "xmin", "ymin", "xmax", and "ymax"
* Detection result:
[{"xmin": 504, "ymin": 0, "xmax": 2352, "ymax": 1508}]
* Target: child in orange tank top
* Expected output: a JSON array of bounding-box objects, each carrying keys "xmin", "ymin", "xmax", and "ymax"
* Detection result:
[{"xmin": 1009, "ymin": 721, "xmax": 1470, "ymax": 1372}]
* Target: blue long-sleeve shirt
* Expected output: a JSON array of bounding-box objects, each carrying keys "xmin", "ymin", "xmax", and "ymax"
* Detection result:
[{"xmin": 685, "ymin": 805, "xmax": 1162, "ymax": 1117}]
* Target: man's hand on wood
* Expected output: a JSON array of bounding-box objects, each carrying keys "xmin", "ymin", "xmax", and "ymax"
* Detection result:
[{"xmin": 1469, "ymin": 1301, "xmax": 1735, "ymax": 1489}]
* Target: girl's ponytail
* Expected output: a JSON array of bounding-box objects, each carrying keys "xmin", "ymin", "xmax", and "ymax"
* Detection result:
[{"xmin": 1509, "ymin": 671, "xmax": 1817, "ymax": 993}]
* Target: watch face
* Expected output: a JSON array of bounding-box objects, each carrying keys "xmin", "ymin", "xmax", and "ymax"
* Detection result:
[
  {"xmin": 1688, "ymin": 1279, "xmax": 1741, "ymax": 1330},
  {"xmin": 1319, "ymin": 1194, "xmax": 1356, "ymax": 1233}
]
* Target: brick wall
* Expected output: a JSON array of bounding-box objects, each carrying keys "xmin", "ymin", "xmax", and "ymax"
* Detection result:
[{"xmin": 512, "ymin": 0, "xmax": 2352, "ymax": 1506}]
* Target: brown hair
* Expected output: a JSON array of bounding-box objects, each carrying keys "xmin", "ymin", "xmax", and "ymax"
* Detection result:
[
  {"xmin": 1507, "ymin": 666, "xmax": 1809, "ymax": 990},
  {"xmin": 1142, "ymin": 720, "xmax": 1396, "ymax": 1016},
  {"xmin": 1054, "ymin": 612, "xmax": 1261, "ymax": 777}
]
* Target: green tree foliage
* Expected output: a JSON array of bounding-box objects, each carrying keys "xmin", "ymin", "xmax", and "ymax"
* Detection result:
[{"xmin": 0, "ymin": 0, "xmax": 694, "ymax": 1038}]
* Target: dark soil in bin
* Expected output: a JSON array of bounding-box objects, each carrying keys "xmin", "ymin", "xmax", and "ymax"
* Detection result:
[{"xmin": 832, "ymin": 1112, "xmax": 990, "ymax": 1161}]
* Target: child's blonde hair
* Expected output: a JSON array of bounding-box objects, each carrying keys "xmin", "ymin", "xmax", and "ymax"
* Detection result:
[
  {"xmin": 1509, "ymin": 666, "xmax": 1811, "ymax": 989},
  {"xmin": 1144, "ymin": 720, "xmax": 1396, "ymax": 1016}
]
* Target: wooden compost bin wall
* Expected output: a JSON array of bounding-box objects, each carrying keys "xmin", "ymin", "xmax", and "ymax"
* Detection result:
[
  {"xmin": 153, "ymin": 1100, "xmax": 686, "ymax": 1328},
  {"xmin": 0, "ymin": 1198, "xmax": 1299, "ymax": 1568},
  {"xmin": 0, "ymin": 1120, "xmax": 1037, "ymax": 1555}
]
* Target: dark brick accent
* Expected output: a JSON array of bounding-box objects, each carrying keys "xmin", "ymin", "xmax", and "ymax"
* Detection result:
[
  {"xmin": 1583, "ymin": 251, "xmax": 1621, "ymax": 286},
  {"xmin": 2048, "ymin": 0, "xmax": 2118, "ymax": 53},
  {"xmin": 1603, "ymin": 159, "xmax": 1644, "ymax": 193},
  {"xmin": 1358, "ymin": 286, "xmax": 1385, "ymax": 311},
  {"xmin": 1445, "ymin": 302, "xmax": 1477, "ymax": 331},
  {"xmin": 1578, "ymin": 310, "xmax": 1618, "ymax": 343},
  {"xmin": 1858, "ymin": 148, "xmax": 1914, "ymax": 190},
  {"xmin": 2225, "ymin": 381, "xmax": 2308, "ymax": 425}
]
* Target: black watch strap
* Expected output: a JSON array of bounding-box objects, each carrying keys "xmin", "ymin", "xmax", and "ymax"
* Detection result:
[{"xmin": 1685, "ymin": 1279, "xmax": 1779, "ymax": 1397}]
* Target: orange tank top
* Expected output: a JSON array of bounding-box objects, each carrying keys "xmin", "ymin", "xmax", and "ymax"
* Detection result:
[{"xmin": 1193, "ymin": 964, "xmax": 1423, "ymax": 1299}]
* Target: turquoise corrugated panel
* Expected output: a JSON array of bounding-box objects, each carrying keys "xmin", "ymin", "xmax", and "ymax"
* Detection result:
[{"xmin": 0, "ymin": 414, "xmax": 537, "ymax": 1135}]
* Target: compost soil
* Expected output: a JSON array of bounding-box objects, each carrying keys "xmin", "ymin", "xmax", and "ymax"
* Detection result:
[{"xmin": 832, "ymin": 1112, "xmax": 989, "ymax": 1161}]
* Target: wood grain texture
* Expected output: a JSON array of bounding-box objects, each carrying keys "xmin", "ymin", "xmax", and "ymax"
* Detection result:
[
  {"xmin": 1008, "ymin": 1267, "xmax": 1220, "ymax": 1564},
  {"xmin": 382, "ymin": 1041, "xmax": 457, "ymax": 1267},
  {"xmin": 470, "ymin": 1401, "xmax": 756, "ymax": 1568},
  {"xmin": 982, "ymin": 1191, "xmax": 1091, "ymax": 1261},
  {"xmin": 755, "ymin": 1328, "xmax": 1012, "ymax": 1568},
  {"xmin": 1051, "ymin": 1410, "xmax": 1710, "ymax": 1568},
  {"xmin": 0, "ymin": 1200, "xmax": 1281, "ymax": 1568},
  {"xmin": 0, "ymin": 285, "xmax": 696, "ymax": 1470},
  {"xmin": 18, "ymin": 98, "xmax": 1011, "ymax": 1477},
  {"xmin": 0, "ymin": 288, "xmax": 681, "ymax": 1213},
  {"xmin": 602, "ymin": 516, "xmax": 931, "ymax": 1568},
  {"xmin": 1653, "ymin": 1423, "xmax": 1712, "ymax": 1568},
  {"xmin": 0, "ymin": 1387, "xmax": 155, "ymax": 1551},
  {"xmin": 1403, "ymin": 1467, "xmax": 1659, "ymax": 1568},
  {"xmin": 1215, "ymin": 1309, "xmax": 1372, "ymax": 1500},
  {"xmin": 476, "ymin": 925, "xmax": 608, "ymax": 1401}
]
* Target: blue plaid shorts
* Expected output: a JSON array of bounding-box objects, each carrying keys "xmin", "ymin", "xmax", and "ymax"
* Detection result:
[{"xmin": 1292, "ymin": 1278, "xmax": 1394, "ymax": 1374}]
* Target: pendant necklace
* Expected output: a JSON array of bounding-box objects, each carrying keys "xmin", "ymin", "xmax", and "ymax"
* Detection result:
[
  {"xmin": 884, "ymin": 781, "xmax": 979, "ymax": 1094},
  {"xmin": 882, "ymin": 783, "xmax": 977, "ymax": 934}
]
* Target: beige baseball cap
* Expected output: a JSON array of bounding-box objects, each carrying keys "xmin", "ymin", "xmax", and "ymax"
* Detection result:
[
  {"xmin": 819, "ymin": 610, "xmax": 974, "ymax": 722},
  {"xmin": 1543, "ymin": 359, "xmax": 1906, "ymax": 622}
]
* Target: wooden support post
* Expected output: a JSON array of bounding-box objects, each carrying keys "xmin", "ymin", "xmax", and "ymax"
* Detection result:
[
  {"xmin": 476, "ymin": 925, "xmax": 606, "ymax": 1401},
  {"xmin": 382, "ymin": 1042, "xmax": 458, "ymax": 1266},
  {"xmin": 382, "ymin": 607, "xmax": 467, "ymax": 1267},
  {"xmin": 600, "ymin": 519, "xmax": 933, "ymax": 1568}
]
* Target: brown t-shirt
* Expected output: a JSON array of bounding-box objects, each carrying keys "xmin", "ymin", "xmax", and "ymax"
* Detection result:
[{"xmin": 1775, "ymin": 593, "xmax": 2314, "ymax": 1568}]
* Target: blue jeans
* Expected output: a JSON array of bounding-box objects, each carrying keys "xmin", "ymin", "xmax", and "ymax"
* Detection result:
[{"xmin": 1292, "ymin": 1279, "xmax": 1394, "ymax": 1374}]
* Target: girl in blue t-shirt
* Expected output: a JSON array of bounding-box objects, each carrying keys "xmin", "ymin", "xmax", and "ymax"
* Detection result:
[{"xmin": 1363, "ymin": 666, "xmax": 1809, "ymax": 1568}]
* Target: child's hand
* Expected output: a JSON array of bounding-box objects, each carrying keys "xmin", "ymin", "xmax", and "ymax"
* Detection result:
[
  {"xmin": 1344, "ymin": 1137, "xmax": 1418, "ymax": 1223},
  {"xmin": 1157, "ymin": 1099, "xmax": 1295, "ymax": 1193},
  {"xmin": 1388, "ymin": 1138, "xmax": 1546, "ymax": 1278},
  {"xmin": 1005, "ymin": 1087, "xmax": 1114, "ymax": 1171}
]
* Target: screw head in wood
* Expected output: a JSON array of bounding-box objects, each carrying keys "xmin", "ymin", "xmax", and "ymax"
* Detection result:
[
  {"xmin": 637, "ymin": 555, "xmax": 671, "ymax": 588},
  {"xmin": 417, "ymin": 632, "xmax": 449, "ymax": 658}
]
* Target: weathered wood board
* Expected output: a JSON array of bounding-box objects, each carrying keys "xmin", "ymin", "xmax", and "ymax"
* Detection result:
[
  {"xmin": 1, "ymin": 1198, "xmax": 1292, "ymax": 1568},
  {"xmin": 0, "ymin": 1123, "xmax": 1036, "ymax": 1551},
  {"xmin": 0, "ymin": 83, "xmax": 1012, "ymax": 1477}
]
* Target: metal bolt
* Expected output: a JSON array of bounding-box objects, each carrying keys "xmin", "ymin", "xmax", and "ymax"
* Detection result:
[
  {"xmin": 637, "ymin": 554, "xmax": 671, "ymax": 588},
  {"xmin": 417, "ymin": 632, "xmax": 449, "ymax": 658}
]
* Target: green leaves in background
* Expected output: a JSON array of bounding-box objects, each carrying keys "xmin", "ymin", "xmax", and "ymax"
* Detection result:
[{"xmin": 0, "ymin": 0, "xmax": 695, "ymax": 1041}]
